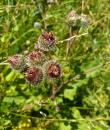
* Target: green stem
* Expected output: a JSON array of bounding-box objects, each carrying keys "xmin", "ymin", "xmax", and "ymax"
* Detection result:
[
  {"xmin": 66, "ymin": 27, "xmax": 73, "ymax": 58},
  {"xmin": 0, "ymin": 60, "xmax": 9, "ymax": 66},
  {"xmin": 5, "ymin": 111, "xmax": 110, "ymax": 122}
]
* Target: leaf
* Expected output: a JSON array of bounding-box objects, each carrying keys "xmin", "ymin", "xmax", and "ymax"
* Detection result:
[
  {"xmin": 59, "ymin": 122, "xmax": 71, "ymax": 130},
  {"xmin": 5, "ymin": 71, "xmax": 15, "ymax": 81},
  {"xmin": 64, "ymin": 88, "xmax": 76, "ymax": 101},
  {"xmin": 13, "ymin": 25, "xmax": 19, "ymax": 32},
  {"xmin": 71, "ymin": 108, "xmax": 82, "ymax": 119}
]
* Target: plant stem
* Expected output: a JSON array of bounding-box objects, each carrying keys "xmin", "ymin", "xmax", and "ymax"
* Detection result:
[
  {"xmin": 58, "ymin": 32, "xmax": 88, "ymax": 43},
  {"xmin": 66, "ymin": 26, "xmax": 73, "ymax": 58},
  {"xmin": 0, "ymin": 63, "xmax": 9, "ymax": 65},
  {"xmin": 0, "ymin": 60, "xmax": 9, "ymax": 66},
  {"xmin": 51, "ymin": 60, "xmax": 110, "ymax": 99},
  {"xmin": 5, "ymin": 110, "xmax": 110, "ymax": 122}
]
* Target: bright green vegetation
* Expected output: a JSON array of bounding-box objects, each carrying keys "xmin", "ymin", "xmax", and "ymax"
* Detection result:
[{"xmin": 0, "ymin": 0, "xmax": 110, "ymax": 130}]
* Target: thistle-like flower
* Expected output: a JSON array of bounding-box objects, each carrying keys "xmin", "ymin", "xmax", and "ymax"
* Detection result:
[
  {"xmin": 24, "ymin": 66, "xmax": 43, "ymax": 85},
  {"xmin": 37, "ymin": 31, "xmax": 56, "ymax": 51},
  {"xmin": 43, "ymin": 61, "xmax": 61, "ymax": 79},
  {"xmin": 67, "ymin": 10, "xmax": 79, "ymax": 27},
  {"xmin": 47, "ymin": 0, "xmax": 57, "ymax": 4},
  {"xmin": 80, "ymin": 14, "xmax": 90, "ymax": 28},
  {"xmin": 8, "ymin": 54, "xmax": 26, "ymax": 71},
  {"xmin": 25, "ymin": 50, "xmax": 46, "ymax": 66}
]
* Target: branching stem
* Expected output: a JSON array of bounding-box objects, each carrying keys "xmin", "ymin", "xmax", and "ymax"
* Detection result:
[{"xmin": 51, "ymin": 60, "xmax": 110, "ymax": 99}]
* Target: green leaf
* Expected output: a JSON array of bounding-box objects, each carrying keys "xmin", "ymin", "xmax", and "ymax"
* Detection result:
[
  {"xmin": 13, "ymin": 25, "xmax": 19, "ymax": 32},
  {"xmin": 59, "ymin": 122, "xmax": 71, "ymax": 130},
  {"xmin": 64, "ymin": 88, "xmax": 76, "ymax": 101},
  {"xmin": 5, "ymin": 71, "xmax": 15, "ymax": 81}
]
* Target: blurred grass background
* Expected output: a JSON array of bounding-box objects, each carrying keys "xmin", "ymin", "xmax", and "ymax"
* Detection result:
[{"xmin": 0, "ymin": 0, "xmax": 110, "ymax": 130}]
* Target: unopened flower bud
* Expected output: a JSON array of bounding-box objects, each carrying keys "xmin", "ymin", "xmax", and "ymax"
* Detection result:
[
  {"xmin": 80, "ymin": 14, "xmax": 90, "ymax": 28},
  {"xmin": 26, "ymin": 40, "xmax": 31, "ymax": 45},
  {"xmin": 34, "ymin": 22, "xmax": 41, "ymax": 29},
  {"xmin": 47, "ymin": 0, "xmax": 56, "ymax": 4},
  {"xmin": 67, "ymin": 10, "xmax": 79, "ymax": 27}
]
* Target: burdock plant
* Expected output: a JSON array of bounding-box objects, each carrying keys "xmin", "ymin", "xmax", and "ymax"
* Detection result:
[
  {"xmin": 66, "ymin": 10, "xmax": 89, "ymax": 57},
  {"xmin": 25, "ymin": 50, "xmax": 46, "ymax": 66},
  {"xmin": 43, "ymin": 60, "xmax": 62, "ymax": 79},
  {"xmin": 67, "ymin": 10, "xmax": 79, "ymax": 29},
  {"xmin": 6, "ymin": 30, "xmax": 61, "ymax": 86},
  {"xmin": 24, "ymin": 66, "xmax": 43, "ymax": 85},
  {"xmin": 3, "ymin": 10, "xmax": 89, "ymax": 92},
  {"xmin": 37, "ymin": 31, "xmax": 56, "ymax": 51},
  {"xmin": 8, "ymin": 54, "xmax": 26, "ymax": 72}
]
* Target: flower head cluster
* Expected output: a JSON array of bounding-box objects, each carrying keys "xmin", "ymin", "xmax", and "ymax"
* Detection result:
[
  {"xmin": 67, "ymin": 10, "xmax": 90, "ymax": 29},
  {"xmin": 8, "ymin": 31, "xmax": 61, "ymax": 86},
  {"xmin": 7, "ymin": 9, "xmax": 89, "ymax": 86}
]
